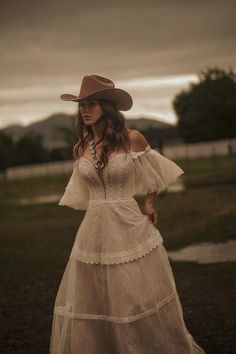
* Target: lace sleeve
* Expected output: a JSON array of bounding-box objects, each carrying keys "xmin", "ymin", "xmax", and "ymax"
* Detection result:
[
  {"xmin": 130, "ymin": 145, "xmax": 184, "ymax": 196},
  {"xmin": 58, "ymin": 160, "xmax": 90, "ymax": 210}
]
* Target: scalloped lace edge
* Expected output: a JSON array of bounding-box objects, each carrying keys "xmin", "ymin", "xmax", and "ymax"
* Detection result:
[
  {"xmin": 69, "ymin": 234, "xmax": 163, "ymax": 265},
  {"xmin": 53, "ymin": 289, "xmax": 177, "ymax": 323}
]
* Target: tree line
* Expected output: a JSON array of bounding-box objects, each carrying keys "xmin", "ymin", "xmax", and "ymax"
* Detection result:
[{"xmin": 0, "ymin": 132, "xmax": 73, "ymax": 172}]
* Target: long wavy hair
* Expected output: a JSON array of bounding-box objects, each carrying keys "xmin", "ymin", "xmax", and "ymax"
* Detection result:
[{"xmin": 73, "ymin": 99, "xmax": 132, "ymax": 168}]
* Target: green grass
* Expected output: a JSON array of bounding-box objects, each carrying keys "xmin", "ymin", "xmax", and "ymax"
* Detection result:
[
  {"xmin": 153, "ymin": 184, "xmax": 236, "ymax": 250},
  {"xmin": 0, "ymin": 174, "xmax": 69, "ymax": 203},
  {"xmin": 175, "ymin": 154, "xmax": 236, "ymax": 175},
  {"xmin": 0, "ymin": 179, "xmax": 236, "ymax": 352},
  {"xmin": 175, "ymin": 154, "xmax": 236, "ymax": 188}
]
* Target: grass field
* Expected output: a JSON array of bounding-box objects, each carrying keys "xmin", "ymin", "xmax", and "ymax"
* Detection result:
[
  {"xmin": 0, "ymin": 166, "xmax": 236, "ymax": 353},
  {"xmin": 176, "ymin": 154, "xmax": 236, "ymax": 175}
]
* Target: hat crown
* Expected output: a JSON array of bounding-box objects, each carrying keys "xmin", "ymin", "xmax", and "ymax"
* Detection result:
[{"xmin": 79, "ymin": 75, "xmax": 115, "ymax": 97}]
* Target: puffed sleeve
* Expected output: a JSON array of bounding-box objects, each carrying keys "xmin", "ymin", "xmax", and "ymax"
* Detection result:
[
  {"xmin": 58, "ymin": 159, "xmax": 90, "ymax": 210},
  {"xmin": 131, "ymin": 145, "xmax": 184, "ymax": 197}
]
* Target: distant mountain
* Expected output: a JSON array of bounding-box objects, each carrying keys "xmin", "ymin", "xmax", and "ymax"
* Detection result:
[
  {"xmin": 126, "ymin": 117, "xmax": 174, "ymax": 130},
  {"xmin": 1, "ymin": 113, "xmax": 177, "ymax": 148},
  {"xmin": 2, "ymin": 113, "xmax": 74, "ymax": 149}
]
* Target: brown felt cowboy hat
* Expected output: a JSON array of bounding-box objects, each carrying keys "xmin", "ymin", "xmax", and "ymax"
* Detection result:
[{"xmin": 60, "ymin": 74, "xmax": 133, "ymax": 111}]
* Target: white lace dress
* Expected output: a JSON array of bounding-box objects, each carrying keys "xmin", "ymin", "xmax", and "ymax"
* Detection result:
[{"xmin": 49, "ymin": 144, "xmax": 206, "ymax": 354}]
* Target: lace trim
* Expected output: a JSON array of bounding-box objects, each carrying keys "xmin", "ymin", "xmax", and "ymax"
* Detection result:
[
  {"xmin": 129, "ymin": 144, "xmax": 152, "ymax": 159},
  {"xmin": 69, "ymin": 233, "xmax": 163, "ymax": 265},
  {"xmin": 53, "ymin": 289, "xmax": 177, "ymax": 323}
]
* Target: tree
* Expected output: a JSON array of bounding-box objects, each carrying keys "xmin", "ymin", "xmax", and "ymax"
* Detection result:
[
  {"xmin": 13, "ymin": 132, "xmax": 50, "ymax": 166},
  {"xmin": 172, "ymin": 66, "xmax": 236, "ymax": 143},
  {"xmin": 0, "ymin": 132, "xmax": 14, "ymax": 171},
  {"xmin": 54, "ymin": 125, "xmax": 78, "ymax": 159}
]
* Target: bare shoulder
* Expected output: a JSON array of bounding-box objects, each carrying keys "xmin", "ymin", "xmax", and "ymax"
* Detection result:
[{"xmin": 129, "ymin": 129, "xmax": 149, "ymax": 152}]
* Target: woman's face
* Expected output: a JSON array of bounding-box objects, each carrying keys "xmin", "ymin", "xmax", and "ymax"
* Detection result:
[{"xmin": 79, "ymin": 99, "xmax": 103, "ymax": 125}]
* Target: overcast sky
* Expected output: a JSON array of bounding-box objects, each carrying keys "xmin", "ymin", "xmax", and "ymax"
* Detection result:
[{"xmin": 0, "ymin": 0, "xmax": 235, "ymax": 128}]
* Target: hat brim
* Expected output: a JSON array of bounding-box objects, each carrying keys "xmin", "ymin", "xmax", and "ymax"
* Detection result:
[{"xmin": 60, "ymin": 88, "xmax": 133, "ymax": 111}]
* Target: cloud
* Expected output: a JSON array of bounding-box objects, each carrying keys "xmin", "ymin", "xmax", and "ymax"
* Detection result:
[{"xmin": 0, "ymin": 0, "xmax": 235, "ymax": 127}]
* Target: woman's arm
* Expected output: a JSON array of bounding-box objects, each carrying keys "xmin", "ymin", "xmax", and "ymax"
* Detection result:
[
  {"xmin": 130, "ymin": 130, "xmax": 159, "ymax": 225},
  {"xmin": 144, "ymin": 192, "xmax": 159, "ymax": 225}
]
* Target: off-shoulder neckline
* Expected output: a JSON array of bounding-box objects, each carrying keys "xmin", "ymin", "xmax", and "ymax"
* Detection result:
[{"xmin": 76, "ymin": 144, "xmax": 151, "ymax": 167}]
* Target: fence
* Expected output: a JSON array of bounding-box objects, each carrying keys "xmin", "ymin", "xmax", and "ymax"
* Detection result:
[
  {"xmin": 4, "ymin": 160, "xmax": 74, "ymax": 180},
  {"xmin": 163, "ymin": 138, "xmax": 236, "ymax": 159}
]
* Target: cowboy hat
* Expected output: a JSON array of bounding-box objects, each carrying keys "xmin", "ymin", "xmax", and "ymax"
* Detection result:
[{"xmin": 60, "ymin": 74, "xmax": 133, "ymax": 111}]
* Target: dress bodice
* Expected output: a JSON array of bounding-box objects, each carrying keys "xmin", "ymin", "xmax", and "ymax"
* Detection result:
[{"xmin": 78, "ymin": 152, "xmax": 138, "ymax": 201}]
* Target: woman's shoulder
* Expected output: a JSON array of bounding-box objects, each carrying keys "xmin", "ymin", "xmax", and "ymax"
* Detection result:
[{"xmin": 128, "ymin": 129, "xmax": 149, "ymax": 152}]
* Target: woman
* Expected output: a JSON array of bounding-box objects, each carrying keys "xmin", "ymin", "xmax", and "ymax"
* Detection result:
[{"xmin": 49, "ymin": 74, "xmax": 206, "ymax": 353}]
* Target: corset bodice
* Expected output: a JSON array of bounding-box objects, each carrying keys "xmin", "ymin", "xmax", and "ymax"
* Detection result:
[{"xmin": 78, "ymin": 153, "xmax": 136, "ymax": 201}]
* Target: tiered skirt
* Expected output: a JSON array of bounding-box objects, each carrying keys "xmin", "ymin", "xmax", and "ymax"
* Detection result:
[{"xmin": 49, "ymin": 241, "xmax": 206, "ymax": 354}]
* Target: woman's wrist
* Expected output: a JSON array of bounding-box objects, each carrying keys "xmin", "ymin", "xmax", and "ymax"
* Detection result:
[{"xmin": 145, "ymin": 192, "xmax": 156, "ymax": 205}]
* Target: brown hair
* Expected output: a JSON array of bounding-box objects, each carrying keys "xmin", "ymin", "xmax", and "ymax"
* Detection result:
[{"xmin": 72, "ymin": 99, "xmax": 132, "ymax": 167}]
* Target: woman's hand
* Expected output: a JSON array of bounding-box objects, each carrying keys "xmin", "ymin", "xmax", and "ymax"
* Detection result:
[{"xmin": 144, "ymin": 200, "xmax": 159, "ymax": 226}]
